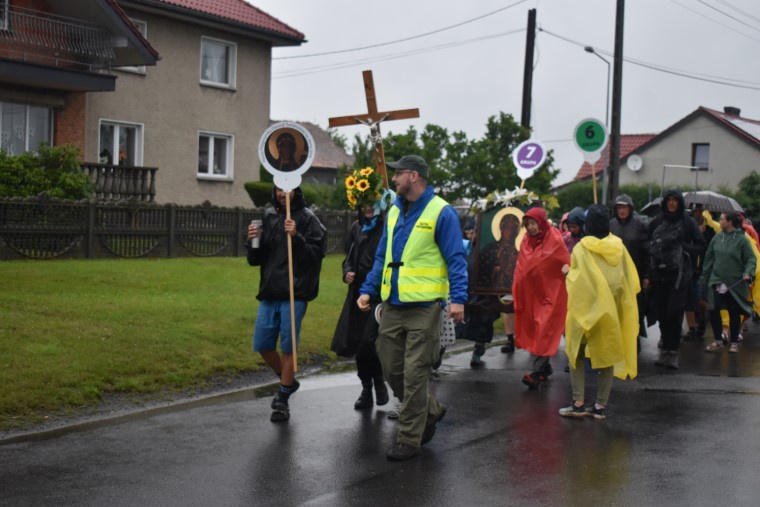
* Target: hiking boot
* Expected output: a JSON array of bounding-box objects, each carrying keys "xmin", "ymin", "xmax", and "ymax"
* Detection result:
[
  {"xmin": 386, "ymin": 442, "xmax": 420, "ymax": 461},
  {"xmin": 559, "ymin": 403, "xmax": 587, "ymax": 418},
  {"xmin": 374, "ymin": 378, "xmax": 389, "ymax": 406},
  {"xmin": 421, "ymin": 406, "xmax": 447, "ymax": 446},
  {"xmin": 500, "ymin": 339, "xmax": 515, "ymax": 353},
  {"xmin": 585, "ymin": 405, "xmax": 607, "ymax": 420},
  {"xmin": 666, "ymin": 352, "xmax": 679, "ymax": 370},
  {"xmin": 432, "ymin": 346, "xmax": 445, "ymax": 371},
  {"xmin": 521, "ymin": 372, "xmax": 545, "ymax": 390},
  {"xmin": 470, "ymin": 344, "xmax": 486, "ymax": 368},
  {"xmin": 354, "ymin": 386, "xmax": 373, "ymax": 410}
]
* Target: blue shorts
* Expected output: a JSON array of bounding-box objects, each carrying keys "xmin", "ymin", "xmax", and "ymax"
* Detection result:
[{"xmin": 253, "ymin": 300, "xmax": 308, "ymax": 354}]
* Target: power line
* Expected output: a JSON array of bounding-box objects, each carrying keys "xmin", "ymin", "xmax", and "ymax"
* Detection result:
[
  {"xmin": 539, "ymin": 27, "xmax": 760, "ymax": 90},
  {"xmin": 272, "ymin": 0, "xmax": 530, "ymax": 60},
  {"xmin": 668, "ymin": 0, "xmax": 760, "ymax": 43},
  {"xmin": 714, "ymin": 0, "xmax": 760, "ymax": 25},
  {"xmin": 695, "ymin": 0, "xmax": 760, "ymax": 34},
  {"xmin": 273, "ymin": 28, "xmax": 525, "ymax": 79}
]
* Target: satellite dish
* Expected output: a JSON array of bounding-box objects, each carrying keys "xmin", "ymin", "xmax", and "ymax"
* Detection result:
[{"xmin": 627, "ymin": 154, "xmax": 643, "ymax": 172}]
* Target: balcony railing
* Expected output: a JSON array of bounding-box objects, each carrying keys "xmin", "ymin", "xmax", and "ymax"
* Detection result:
[
  {"xmin": 0, "ymin": 5, "xmax": 114, "ymax": 70},
  {"xmin": 81, "ymin": 163, "xmax": 158, "ymax": 203}
]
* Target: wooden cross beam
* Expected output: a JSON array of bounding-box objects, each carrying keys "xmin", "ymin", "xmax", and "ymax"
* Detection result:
[{"xmin": 328, "ymin": 70, "xmax": 419, "ymax": 188}]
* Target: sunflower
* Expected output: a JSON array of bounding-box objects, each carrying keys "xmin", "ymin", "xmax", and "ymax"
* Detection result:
[
  {"xmin": 347, "ymin": 192, "xmax": 357, "ymax": 206},
  {"xmin": 345, "ymin": 175, "xmax": 356, "ymax": 189},
  {"xmin": 356, "ymin": 179, "xmax": 370, "ymax": 192},
  {"xmin": 359, "ymin": 167, "xmax": 374, "ymax": 177}
]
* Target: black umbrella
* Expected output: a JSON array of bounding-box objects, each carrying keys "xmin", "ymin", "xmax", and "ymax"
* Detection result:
[
  {"xmin": 684, "ymin": 191, "xmax": 744, "ymax": 214},
  {"xmin": 640, "ymin": 197, "xmax": 662, "ymax": 217}
]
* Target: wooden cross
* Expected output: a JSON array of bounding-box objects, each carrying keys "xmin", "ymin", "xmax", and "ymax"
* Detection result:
[{"xmin": 328, "ymin": 70, "xmax": 420, "ymax": 188}]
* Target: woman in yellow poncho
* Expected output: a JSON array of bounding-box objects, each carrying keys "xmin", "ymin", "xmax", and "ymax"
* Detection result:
[{"xmin": 560, "ymin": 205, "xmax": 641, "ymax": 420}]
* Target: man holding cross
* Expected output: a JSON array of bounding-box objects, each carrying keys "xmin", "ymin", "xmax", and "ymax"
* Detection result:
[{"xmin": 357, "ymin": 155, "xmax": 468, "ymax": 461}]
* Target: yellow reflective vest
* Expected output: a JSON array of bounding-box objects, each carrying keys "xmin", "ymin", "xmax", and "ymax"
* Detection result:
[{"xmin": 381, "ymin": 196, "xmax": 449, "ymax": 302}]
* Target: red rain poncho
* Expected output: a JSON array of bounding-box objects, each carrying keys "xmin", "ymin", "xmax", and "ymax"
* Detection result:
[{"xmin": 512, "ymin": 208, "xmax": 570, "ymax": 356}]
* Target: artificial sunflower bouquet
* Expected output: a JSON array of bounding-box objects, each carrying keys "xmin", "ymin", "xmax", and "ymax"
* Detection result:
[{"xmin": 345, "ymin": 166, "xmax": 384, "ymax": 210}]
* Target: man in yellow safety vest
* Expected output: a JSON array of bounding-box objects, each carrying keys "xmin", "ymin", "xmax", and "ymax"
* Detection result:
[{"xmin": 357, "ymin": 155, "xmax": 468, "ymax": 461}]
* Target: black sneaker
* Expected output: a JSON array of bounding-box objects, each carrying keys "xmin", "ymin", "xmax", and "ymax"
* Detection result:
[
  {"xmin": 585, "ymin": 405, "xmax": 607, "ymax": 420},
  {"xmin": 558, "ymin": 403, "xmax": 587, "ymax": 418},
  {"xmin": 270, "ymin": 395, "xmax": 290, "ymax": 422},
  {"xmin": 421, "ymin": 407, "xmax": 447, "ymax": 446},
  {"xmin": 386, "ymin": 442, "xmax": 420, "ymax": 461},
  {"xmin": 271, "ymin": 393, "xmax": 289, "ymax": 411},
  {"xmin": 500, "ymin": 340, "xmax": 515, "ymax": 353}
]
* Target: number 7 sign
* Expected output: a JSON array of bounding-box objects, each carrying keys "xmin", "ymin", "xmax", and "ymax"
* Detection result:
[{"xmin": 512, "ymin": 139, "xmax": 547, "ymax": 181}]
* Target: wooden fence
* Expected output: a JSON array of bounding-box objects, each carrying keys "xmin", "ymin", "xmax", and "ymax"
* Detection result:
[{"xmin": 0, "ymin": 197, "xmax": 354, "ymax": 260}]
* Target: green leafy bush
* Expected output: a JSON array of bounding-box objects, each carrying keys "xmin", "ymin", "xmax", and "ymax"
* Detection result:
[{"xmin": 0, "ymin": 144, "xmax": 93, "ymax": 200}]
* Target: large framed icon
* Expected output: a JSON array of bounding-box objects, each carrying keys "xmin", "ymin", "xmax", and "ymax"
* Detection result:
[
  {"xmin": 471, "ymin": 205, "xmax": 526, "ymax": 296},
  {"xmin": 258, "ymin": 121, "xmax": 316, "ymax": 191}
]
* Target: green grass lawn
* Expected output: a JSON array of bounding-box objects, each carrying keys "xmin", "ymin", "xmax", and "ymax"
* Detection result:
[{"xmin": 0, "ymin": 254, "xmax": 347, "ymax": 429}]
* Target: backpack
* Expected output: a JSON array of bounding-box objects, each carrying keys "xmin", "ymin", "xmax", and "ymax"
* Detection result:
[{"xmin": 650, "ymin": 218, "xmax": 685, "ymax": 273}]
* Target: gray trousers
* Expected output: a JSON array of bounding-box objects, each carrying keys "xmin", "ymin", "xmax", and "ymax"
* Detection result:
[
  {"xmin": 376, "ymin": 302, "xmax": 444, "ymax": 448},
  {"xmin": 569, "ymin": 341, "xmax": 614, "ymax": 406}
]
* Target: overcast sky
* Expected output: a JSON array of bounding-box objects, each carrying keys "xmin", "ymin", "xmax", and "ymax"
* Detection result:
[{"xmin": 250, "ymin": 0, "xmax": 760, "ymax": 186}]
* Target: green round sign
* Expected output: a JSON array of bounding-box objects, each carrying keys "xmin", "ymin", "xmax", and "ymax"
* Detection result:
[{"xmin": 573, "ymin": 118, "xmax": 608, "ymax": 154}]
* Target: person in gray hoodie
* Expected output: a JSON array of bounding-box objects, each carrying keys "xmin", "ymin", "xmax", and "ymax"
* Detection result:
[{"xmin": 610, "ymin": 194, "xmax": 650, "ymax": 349}]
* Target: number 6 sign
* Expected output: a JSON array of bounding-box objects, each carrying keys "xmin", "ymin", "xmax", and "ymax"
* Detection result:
[
  {"xmin": 573, "ymin": 118, "xmax": 608, "ymax": 165},
  {"xmin": 511, "ymin": 139, "xmax": 547, "ymax": 181}
]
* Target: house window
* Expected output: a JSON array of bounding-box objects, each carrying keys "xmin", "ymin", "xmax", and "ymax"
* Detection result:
[
  {"xmin": 117, "ymin": 19, "xmax": 147, "ymax": 74},
  {"xmin": 198, "ymin": 131, "xmax": 233, "ymax": 179},
  {"xmin": 200, "ymin": 37, "xmax": 236, "ymax": 89},
  {"xmin": 0, "ymin": 0, "xmax": 8, "ymax": 31},
  {"xmin": 692, "ymin": 143, "xmax": 709, "ymax": 171},
  {"xmin": 99, "ymin": 120, "xmax": 143, "ymax": 166},
  {"xmin": 0, "ymin": 101, "xmax": 52, "ymax": 155}
]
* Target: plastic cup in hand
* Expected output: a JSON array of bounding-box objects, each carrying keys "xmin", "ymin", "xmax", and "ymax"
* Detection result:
[{"xmin": 250, "ymin": 219, "xmax": 262, "ymax": 248}]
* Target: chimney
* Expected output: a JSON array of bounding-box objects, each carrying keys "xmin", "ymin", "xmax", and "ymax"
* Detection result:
[{"xmin": 724, "ymin": 106, "xmax": 741, "ymax": 116}]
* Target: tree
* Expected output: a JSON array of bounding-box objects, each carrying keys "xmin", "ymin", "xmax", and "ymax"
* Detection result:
[
  {"xmin": 736, "ymin": 171, "xmax": 760, "ymax": 217},
  {"xmin": 326, "ymin": 127, "xmax": 348, "ymax": 152},
  {"xmin": 345, "ymin": 112, "xmax": 560, "ymax": 202}
]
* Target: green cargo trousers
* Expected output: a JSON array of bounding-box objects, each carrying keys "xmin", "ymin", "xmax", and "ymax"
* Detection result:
[{"xmin": 376, "ymin": 302, "xmax": 445, "ymax": 448}]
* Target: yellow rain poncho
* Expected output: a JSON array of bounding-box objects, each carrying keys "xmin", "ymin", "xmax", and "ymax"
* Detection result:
[{"xmin": 565, "ymin": 234, "xmax": 641, "ymax": 380}]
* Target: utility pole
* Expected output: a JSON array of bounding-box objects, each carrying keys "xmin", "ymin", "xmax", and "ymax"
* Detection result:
[
  {"xmin": 607, "ymin": 0, "xmax": 625, "ymax": 205},
  {"xmin": 520, "ymin": 8, "xmax": 536, "ymax": 129}
]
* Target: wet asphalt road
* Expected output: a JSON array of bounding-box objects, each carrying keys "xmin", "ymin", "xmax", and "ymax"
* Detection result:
[{"xmin": 1, "ymin": 323, "xmax": 760, "ymax": 507}]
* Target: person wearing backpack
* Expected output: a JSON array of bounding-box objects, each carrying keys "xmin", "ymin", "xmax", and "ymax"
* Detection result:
[{"xmin": 646, "ymin": 189, "xmax": 706, "ymax": 369}]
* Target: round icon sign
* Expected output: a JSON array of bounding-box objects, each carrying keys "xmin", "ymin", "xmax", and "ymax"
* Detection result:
[
  {"xmin": 258, "ymin": 121, "xmax": 316, "ymax": 191},
  {"xmin": 573, "ymin": 118, "xmax": 608, "ymax": 154},
  {"xmin": 512, "ymin": 139, "xmax": 546, "ymax": 181}
]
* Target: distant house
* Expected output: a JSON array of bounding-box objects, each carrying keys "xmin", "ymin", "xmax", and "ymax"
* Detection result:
[
  {"xmin": 567, "ymin": 106, "xmax": 760, "ymax": 193},
  {"xmin": 0, "ymin": 0, "xmax": 158, "ymax": 157},
  {"xmin": 273, "ymin": 121, "xmax": 354, "ymax": 185},
  {"xmin": 85, "ymin": 0, "xmax": 305, "ymax": 206}
]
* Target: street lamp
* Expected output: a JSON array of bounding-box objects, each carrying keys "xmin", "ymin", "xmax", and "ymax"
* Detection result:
[{"xmin": 584, "ymin": 46, "xmax": 611, "ymax": 204}]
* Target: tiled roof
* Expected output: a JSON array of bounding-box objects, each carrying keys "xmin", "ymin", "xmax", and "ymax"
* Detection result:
[
  {"xmin": 152, "ymin": 0, "xmax": 304, "ymax": 42},
  {"xmin": 271, "ymin": 120, "xmax": 354, "ymax": 170},
  {"xmin": 699, "ymin": 106, "xmax": 760, "ymax": 147},
  {"xmin": 574, "ymin": 134, "xmax": 655, "ymax": 180}
]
